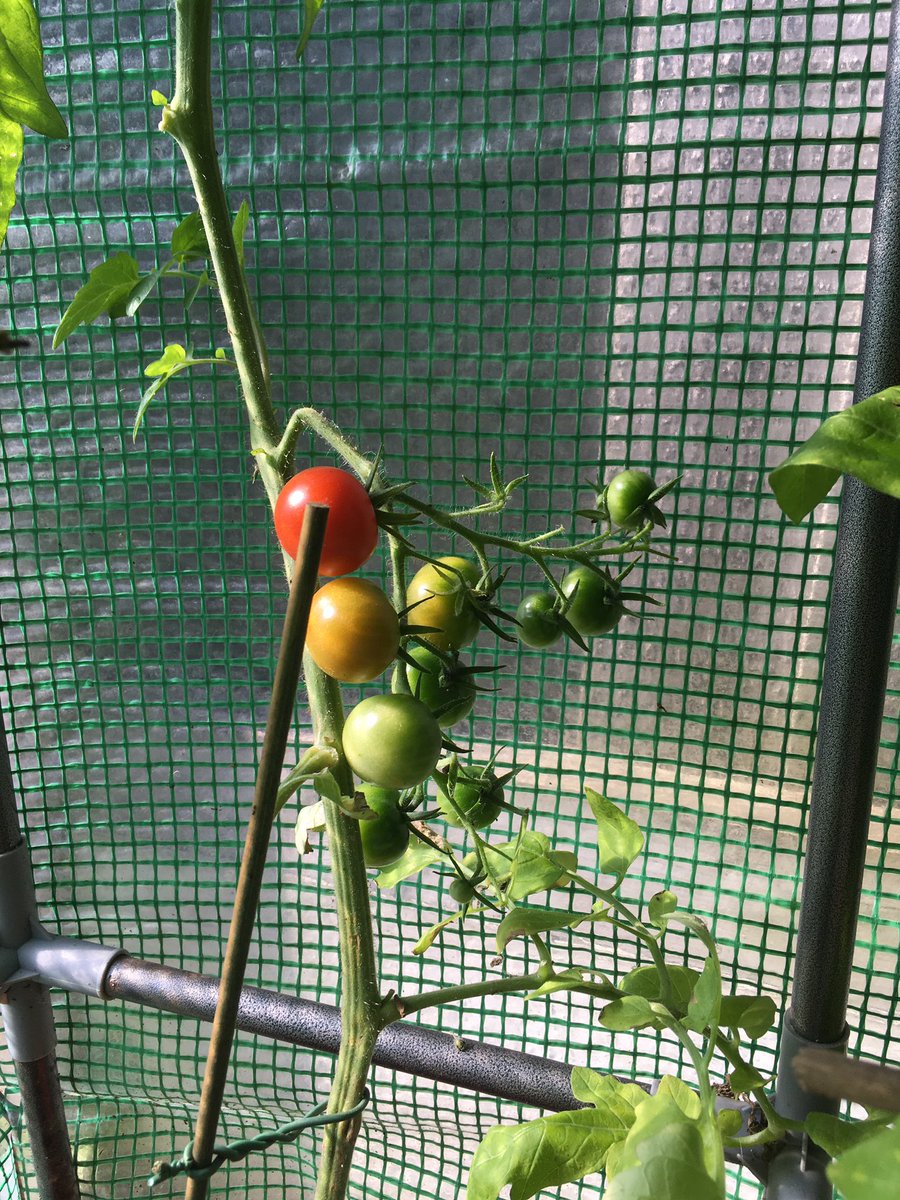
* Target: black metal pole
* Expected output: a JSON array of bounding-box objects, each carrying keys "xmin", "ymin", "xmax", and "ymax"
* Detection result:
[
  {"xmin": 770, "ymin": 1, "xmax": 900, "ymax": 1193},
  {"xmin": 0, "ymin": 702, "xmax": 80, "ymax": 1200}
]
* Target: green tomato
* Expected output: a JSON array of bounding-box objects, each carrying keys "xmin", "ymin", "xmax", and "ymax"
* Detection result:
[
  {"xmin": 436, "ymin": 765, "xmax": 504, "ymax": 830},
  {"xmin": 604, "ymin": 469, "xmax": 657, "ymax": 530},
  {"xmin": 358, "ymin": 786, "xmax": 410, "ymax": 868},
  {"xmin": 560, "ymin": 567, "xmax": 624, "ymax": 637},
  {"xmin": 406, "ymin": 644, "xmax": 476, "ymax": 728},
  {"xmin": 406, "ymin": 556, "xmax": 482, "ymax": 651},
  {"xmin": 448, "ymin": 877, "xmax": 477, "ymax": 904},
  {"xmin": 516, "ymin": 591, "xmax": 564, "ymax": 649},
  {"xmin": 342, "ymin": 694, "xmax": 443, "ymax": 789}
]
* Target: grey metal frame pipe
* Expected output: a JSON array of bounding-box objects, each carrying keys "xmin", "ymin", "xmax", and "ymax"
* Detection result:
[
  {"xmin": 102, "ymin": 954, "xmax": 770, "ymax": 1182},
  {"xmin": 0, "ymin": 699, "xmax": 81, "ymax": 1200},
  {"xmin": 769, "ymin": 0, "xmax": 900, "ymax": 1194}
]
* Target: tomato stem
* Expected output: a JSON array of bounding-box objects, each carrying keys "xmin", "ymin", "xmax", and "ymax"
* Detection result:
[{"xmin": 161, "ymin": 6, "xmax": 383, "ymax": 1200}]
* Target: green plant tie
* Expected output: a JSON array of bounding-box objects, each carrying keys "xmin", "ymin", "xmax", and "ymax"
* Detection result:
[{"xmin": 146, "ymin": 1091, "xmax": 371, "ymax": 1188}]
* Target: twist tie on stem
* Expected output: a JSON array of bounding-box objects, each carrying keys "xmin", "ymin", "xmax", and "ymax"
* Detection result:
[{"xmin": 147, "ymin": 1090, "xmax": 371, "ymax": 1188}]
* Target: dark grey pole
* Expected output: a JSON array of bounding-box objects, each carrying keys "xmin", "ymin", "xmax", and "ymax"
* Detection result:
[
  {"xmin": 770, "ymin": 1, "xmax": 900, "ymax": 1193},
  {"xmin": 0, "ymin": 702, "xmax": 80, "ymax": 1200}
]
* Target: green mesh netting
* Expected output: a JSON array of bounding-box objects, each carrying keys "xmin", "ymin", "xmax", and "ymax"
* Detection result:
[{"xmin": 1, "ymin": 1, "xmax": 898, "ymax": 1199}]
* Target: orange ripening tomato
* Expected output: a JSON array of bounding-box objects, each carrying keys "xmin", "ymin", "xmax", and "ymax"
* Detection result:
[{"xmin": 305, "ymin": 578, "xmax": 400, "ymax": 683}]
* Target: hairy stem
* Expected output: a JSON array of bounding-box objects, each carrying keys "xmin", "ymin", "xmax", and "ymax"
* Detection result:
[
  {"xmin": 397, "ymin": 971, "xmax": 544, "ymax": 1019},
  {"xmin": 161, "ymin": 6, "xmax": 381, "ymax": 1199}
]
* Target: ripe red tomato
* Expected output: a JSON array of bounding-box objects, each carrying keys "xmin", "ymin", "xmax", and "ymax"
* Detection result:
[
  {"xmin": 273, "ymin": 467, "xmax": 378, "ymax": 576},
  {"xmin": 306, "ymin": 578, "xmax": 400, "ymax": 683}
]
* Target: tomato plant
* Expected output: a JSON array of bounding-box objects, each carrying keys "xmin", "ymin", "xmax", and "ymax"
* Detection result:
[
  {"xmin": 274, "ymin": 467, "xmax": 378, "ymax": 576},
  {"xmin": 306, "ymin": 578, "xmax": 399, "ymax": 683},
  {"xmin": 341, "ymin": 693, "xmax": 443, "ymax": 789},
  {"xmin": 406, "ymin": 556, "xmax": 482, "ymax": 651},
  {"xmin": 405, "ymin": 643, "xmax": 476, "ymax": 728},
  {"xmin": 52, "ymin": 8, "xmax": 822, "ymax": 1198},
  {"xmin": 358, "ymin": 786, "xmax": 409, "ymax": 868},
  {"xmin": 560, "ymin": 566, "xmax": 624, "ymax": 637}
]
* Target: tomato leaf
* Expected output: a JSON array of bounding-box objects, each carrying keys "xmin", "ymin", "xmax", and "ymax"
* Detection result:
[
  {"xmin": 123, "ymin": 265, "xmax": 168, "ymax": 317},
  {"xmin": 523, "ymin": 967, "xmax": 587, "ymax": 1002},
  {"xmin": 656, "ymin": 1075, "xmax": 702, "ymax": 1120},
  {"xmin": 600, "ymin": 995, "xmax": 665, "ymax": 1032},
  {"xmin": 728, "ymin": 1062, "xmax": 769, "ymax": 1095},
  {"xmin": 53, "ymin": 252, "xmax": 141, "ymax": 346},
  {"xmin": 0, "ymin": 0, "xmax": 67, "ymax": 138},
  {"xmin": 375, "ymin": 841, "xmax": 442, "ymax": 889},
  {"xmin": 684, "ymin": 956, "xmax": 721, "ymax": 1033},
  {"xmin": 585, "ymin": 788, "xmax": 643, "ymax": 883},
  {"xmin": 605, "ymin": 1092, "xmax": 722, "ymax": 1200},
  {"xmin": 297, "ymin": 0, "xmax": 325, "ymax": 57},
  {"xmin": 770, "ymin": 389, "xmax": 900, "ymax": 523},
  {"xmin": 717, "ymin": 1109, "xmax": 743, "ymax": 1138},
  {"xmin": 619, "ymin": 965, "xmax": 699, "ymax": 1010},
  {"xmin": 412, "ymin": 908, "xmax": 465, "ymax": 955},
  {"xmin": 495, "ymin": 906, "xmax": 580, "ymax": 954},
  {"xmin": 466, "ymin": 1073, "xmax": 647, "ymax": 1200},
  {"xmin": 232, "ymin": 201, "xmax": 250, "ymax": 265},
  {"xmin": 507, "ymin": 832, "xmax": 569, "ymax": 900},
  {"xmin": 647, "ymin": 889, "xmax": 677, "ymax": 930},
  {"xmin": 807, "ymin": 1112, "xmax": 893, "ymax": 1159},
  {"xmin": 143, "ymin": 343, "xmax": 187, "ymax": 378},
  {"xmin": 828, "ymin": 1121, "xmax": 900, "ymax": 1200},
  {"xmin": 0, "ymin": 108, "xmax": 22, "ymax": 247},
  {"xmin": 171, "ymin": 211, "xmax": 210, "ymax": 262},
  {"xmin": 719, "ymin": 994, "xmax": 776, "ymax": 1039}
]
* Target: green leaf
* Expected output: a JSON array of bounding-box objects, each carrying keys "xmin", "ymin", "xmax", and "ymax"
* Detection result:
[
  {"xmin": 412, "ymin": 908, "xmax": 464, "ymax": 955},
  {"xmin": 507, "ymin": 837, "xmax": 567, "ymax": 900},
  {"xmin": 0, "ymin": 0, "xmax": 67, "ymax": 137},
  {"xmin": 585, "ymin": 788, "xmax": 643, "ymax": 882},
  {"xmin": 829, "ymin": 1121, "xmax": 900, "ymax": 1200},
  {"xmin": 728, "ymin": 1063, "xmax": 769, "ymax": 1095},
  {"xmin": 605, "ymin": 1093, "xmax": 723, "ymax": 1200},
  {"xmin": 770, "ymin": 389, "xmax": 900, "ymax": 523},
  {"xmin": 719, "ymin": 994, "xmax": 776, "ymax": 1039},
  {"xmin": 619, "ymin": 965, "xmax": 698, "ymax": 1010},
  {"xmin": 171, "ymin": 211, "xmax": 209, "ymax": 262},
  {"xmin": 570, "ymin": 1068, "xmax": 649, "ymax": 1115},
  {"xmin": 466, "ymin": 1074, "xmax": 646, "ymax": 1200},
  {"xmin": 807, "ymin": 1112, "xmax": 892, "ymax": 1159},
  {"xmin": 600, "ymin": 995, "xmax": 664, "ymax": 1032},
  {"xmin": 375, "ymin": 841, "xmax": 442, "ymax": 889},
  {"xmin": 684, "ymin": 956, "xmax": 721, "ymax": 1033},
  {"xmin": 232, "ymin": 201, "xmax": 250, "ymax": 265},
  {"xmin": 0, "ymin": 108, "xmax": 22, "ymax": 247},
  {"xmin": 123, "ymin": 265, "xmax": 168, "ymax": 317},
  {"xmin": 143, "ymin": 342, "xmax": 186, "ymax": 378},
  {"xmin": 656, "ymin": 1075, "xmax": 702, "ymax": 1120},
  {"xmin": 312, "ymin": 772, "xmax": 342, "ymax": 805},
  {"xmin": 648, "ymin": 890, "xmax": 677, "ymax": 930},
  {"xmin": 294, "ymin": 801, "xmax": 326, "ymax": 854},
  {"xmin": 150, "ymin": 89, "xmax": 168, "ymax": 106},
  {"xmin": 717, "ymin": 1109, "xmax": 743, "ymax": 1138},
  {"xmin": 524, "ymin": 967, "xmax": 587, "ymax": 1002},
  {"xmin": 297, "ymin": 0, "xmax": 325, "ymax": 57},
  {"xmin": 495, "ymin": 907, "xmax": 578, "ymax": 954},
  {"xmin": 53, "ymin": 253, "xmax": 141, "ymax": 347}
]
